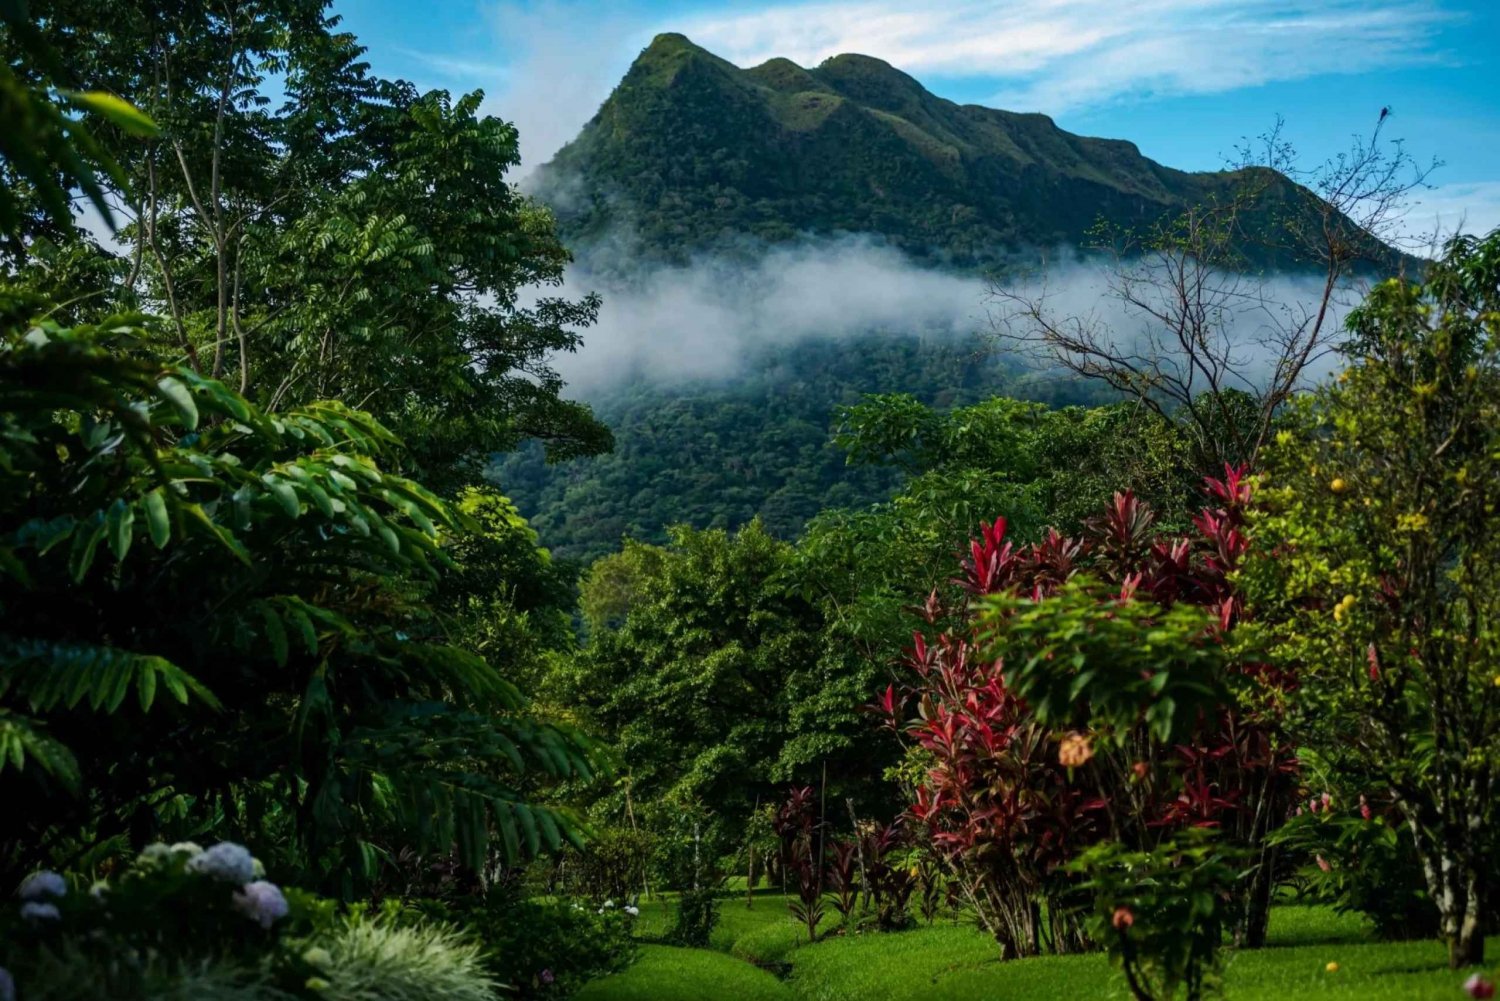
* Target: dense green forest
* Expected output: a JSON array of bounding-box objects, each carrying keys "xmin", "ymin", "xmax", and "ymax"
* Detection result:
[
  {"xmin": 4, "ymin": 5, "xmax": 1500, "ymax": 1001},
  {"xmin": 493, "ymin": 332, "xmax": 1118, "ymax": 563}
]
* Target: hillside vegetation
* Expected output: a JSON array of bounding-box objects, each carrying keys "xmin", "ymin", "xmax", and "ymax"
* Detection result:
[{"xmin": 537, "ymin": 33, "xmax": 1325, "ymax": 268}]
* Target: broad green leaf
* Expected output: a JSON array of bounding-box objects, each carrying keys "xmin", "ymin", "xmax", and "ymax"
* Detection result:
[
  {"xmin": 156, "ymin": 376, "xmax": 198, "ymax": 430},
  {"xmin": 143, "ymin": 488, "xmax": 170, "ymax": 547},
  {"xmin": 105, "ymin": 498, "xmax": 134, "ymax": 561},
  {"xmin": 63, "ymin": 90, "xmax": 159, "ymax": 137}
]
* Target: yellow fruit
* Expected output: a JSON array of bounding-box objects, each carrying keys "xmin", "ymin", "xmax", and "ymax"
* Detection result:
[
  {"xmin": 1326, "ymin": 962, "xmax": 1340, "ymax": 973},
  {"xmin": 1330, "ymin": 478, "xmax": 1347, "ymax": 494}
]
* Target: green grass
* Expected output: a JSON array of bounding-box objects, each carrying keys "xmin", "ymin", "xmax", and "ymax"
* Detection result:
[
  {"xmin": 575, "ymin": 945, "xmax": 794, "ymax": 1001},
  {"xmin": 578, "ymin": 896, "xmax": 1495, "ymax": 1000}
]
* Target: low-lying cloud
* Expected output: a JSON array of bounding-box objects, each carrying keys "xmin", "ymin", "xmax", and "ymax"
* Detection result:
[
  {"xmin": 541, "ymin": 234, "xmax": 1357, "ymax": 401},
  {"xmin": 544, "ymin": 236, "xmax": 993, "ymax": 394}
]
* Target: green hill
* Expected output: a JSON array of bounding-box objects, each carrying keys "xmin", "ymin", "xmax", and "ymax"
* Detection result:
[{"xmin": 535, "ymin": 33, "xmax": 1312, "ymax": 267}]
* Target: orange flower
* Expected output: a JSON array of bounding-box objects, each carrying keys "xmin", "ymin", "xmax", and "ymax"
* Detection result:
[
  {"xmin": 1058, "ymin": 732, "xmax": 1094, "ymax": 768},
  {"xmin": 1112, "ymin": 906, "xmax": 1134, "ymax": 930}
]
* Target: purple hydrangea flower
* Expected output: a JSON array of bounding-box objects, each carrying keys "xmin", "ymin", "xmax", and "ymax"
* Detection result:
[
  {"xmin": 232, "ymin": 880, "xmax": 289, "ymax": 929},
  {"xmin": 17, "ymin": 871, "xmax": 66, "ymax": 900},
  {"xmin": 188, "ymin": 842, "xmax": 256, "ymax": 884},
  {"xmin": 539, "ymin": 969, "xmax": 555, "ymax": 985},
  {"xmin": 20, "ymin": 901, "xmax": 61, "ymax": 921}
]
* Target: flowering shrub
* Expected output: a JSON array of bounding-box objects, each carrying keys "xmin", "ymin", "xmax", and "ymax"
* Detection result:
[
  {"xmin": 452, "ymin": 892, "xmax": 638, "ymax": 996},
  {"xmin": 0, "ymin": 842, "xmax": 504, "ymax": 1001},
  {"xmin": 0, "ymin": 842, "xmax": 313, "ymax": 1000},
  {"xmin": 1269, "ymin": 788, "xmax": 1440, "ymax": 940},
  {"xmin": 880, "ymin": 469, "xmax": 1297, "ymax": 957}
]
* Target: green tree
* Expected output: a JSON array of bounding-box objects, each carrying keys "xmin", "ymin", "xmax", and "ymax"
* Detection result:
[
  {"xmin": 562, "ymin": 522, "xmax": 830, "ymax": 841},
  {"xmin": 1241, "ymin": 229, "xmax": 1500, "ymax": 967},
  {"xmin": 0, "ymin": 302, "xmax": 598, "ymax": 894},
  {"xmin": 4, "ymin": 0, "xmax": 610, "ymax": 486}
]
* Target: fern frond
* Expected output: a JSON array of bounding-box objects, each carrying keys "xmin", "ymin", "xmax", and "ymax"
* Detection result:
[
  {"xmin": 0, "ymin": 709, "xmax": 81, "ymax": 791},
  {"xmin": 0, "ymin": 637, "xmax": 220, "ymax": 712}
]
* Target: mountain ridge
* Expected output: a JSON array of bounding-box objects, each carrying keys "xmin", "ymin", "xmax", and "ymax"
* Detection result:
[{"xmin": 533, "ymin": 32, "xmax": 1304, "ymax": 268}]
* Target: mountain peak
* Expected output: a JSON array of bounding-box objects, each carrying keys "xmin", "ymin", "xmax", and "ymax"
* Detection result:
[
  {"xmin": 642, "ymin": 32, "xmax": 705, "ymax": 56},
  {"xmin": 538, "ymin": 36, "xmax": 1345, "ymax": 270}
]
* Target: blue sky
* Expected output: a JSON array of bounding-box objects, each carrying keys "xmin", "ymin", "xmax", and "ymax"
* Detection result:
[{"xmin": 333, "ymin": 0, "xmax": 1500, "ymax": 237}]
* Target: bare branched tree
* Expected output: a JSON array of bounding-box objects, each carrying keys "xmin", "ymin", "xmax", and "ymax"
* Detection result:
[{"xmin": 988, "ymin": 117, "xmax": 1438, "ymax": 471}]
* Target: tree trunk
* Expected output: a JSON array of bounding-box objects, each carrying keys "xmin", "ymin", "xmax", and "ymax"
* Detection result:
[
  {"xmin": 1451, "ymin": 865, "xmax": 1485, "ymax": 967},
  {"xmin": 1236, "ymin": 843, "xmax": 1275, "ymax": 948}
]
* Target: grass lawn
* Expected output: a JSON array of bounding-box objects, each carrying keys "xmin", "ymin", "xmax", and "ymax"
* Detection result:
[
  {"xmin": 578, "ymin": 893, "xmax": 1496, "ymax": 1000},
  {"xmin": 576, "ymin": 944, "xmax": 795, "ymax": 1001}
]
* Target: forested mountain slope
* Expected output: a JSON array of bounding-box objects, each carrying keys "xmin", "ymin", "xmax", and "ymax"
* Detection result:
[
  {"xmin": 492, "ymin": 333, "xmax": 1112, "ymax": 564},
  {"xmin": 507, "ymin": 33, "xmax": 1401, "ymax": 560},
  {"xmin": 534, "ymin": 33, "xmax": 1319, "ymax": 268}
]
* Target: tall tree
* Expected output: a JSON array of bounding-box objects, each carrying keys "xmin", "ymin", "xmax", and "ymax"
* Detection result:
[
  {"xmin": 1242, "ymin": 229, "xmax": 1500, "ymax": 967},
  {"xmin": 989, "ymin": 119, "xmax": 1435, "ymax": 472},
  {"xmin": 4, "ymin": 0, "xmax": 610, "ymax": 485}
]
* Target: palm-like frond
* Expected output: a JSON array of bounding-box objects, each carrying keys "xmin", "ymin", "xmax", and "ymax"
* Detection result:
[
  {"xmin": 0, "ymin": 709, "xmax": 80, "ymax": 790},
  {"xmin": 0, "ymin": 637, "xmax": 218, "ymax": 713}
]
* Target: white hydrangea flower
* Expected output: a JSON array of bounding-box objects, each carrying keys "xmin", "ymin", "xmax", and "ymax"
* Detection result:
[
  {"xmin": 187, "ymin": 842, "xmax": 256, "ymax": 884},
  {"xmin": 137, "ymin": 843, "xmax": 172, "ymax": 866},
  {"xmin": 170, "ymin": 841, "xmax": 205, "ymax": 858},
  {"xmin": 602, "ymin": 899, "xmax": 614, "ymax": 909},
  {"xmin": 20, "ymin": 901, "xmax": 61, "ymax": 921},
  {"xmin": 624, "ymin": 905, "xmax": 640, "ymax": 917},
  {"xmin": 232, "ymin": 881, "xmax": 288, "ymax": 929},
  {"xmin": 17, "ymin": 871, "xmax": 66, "ymax": 900}
]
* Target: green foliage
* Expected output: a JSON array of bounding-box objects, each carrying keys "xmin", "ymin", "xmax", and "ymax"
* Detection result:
[
  {"xmin": 439, "ymin": 486, "xmax": 579, "ymax": 694},
  {"xmin": 0, "ymin": 841, "xmax": 316, "ymax": 1000},
  {"xmin": 313, "ymin": 913, "xmax": 501, "ymax": 1001},
  {"xmin": 3, "ymin": 0, "xmax": 610, "ymax": 487},
  {"xmin": 454, "ymin": 896, "xmax": 637, "ymax": 1000},
  {"xmin": 1270, "ymin": 808, "xmax": 1437, "ymax": 941},
  {"xmin": 669, "ymin": 888, "xmax": 723, "ymax": 948},
  {"xmin": 560, "ymin": 523, "xmax": 829, "ymax": 839},
  {"xmin": 0, "ymin": 308, "xmax": 598, "ymax": 891},
  {"xmin": 1068, "ymin": 829, "xmax": 1242, "ymax": 1001},
  {"xmin": 558, "ymin": 826, "xmax": 654, "ymax": 905},
  {"xmin": 495, "ymin": 332, "xmax": 1050, "ymax": 566},
  {"xmin": 1240, "ymin": 228, "xmax": 1500, "ymax": 965},
  {"xmin": 977, "ymin": 578, "xmax": 1231, "ymax": 746},
  {"xmin": 0, "ymin": 3, "xmax": 156, "ymax": 253}
]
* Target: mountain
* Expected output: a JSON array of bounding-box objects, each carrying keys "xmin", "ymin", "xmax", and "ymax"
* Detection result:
[
  {"xmin": 534, "ymin": 33, "xmax": 1304, "ymax": 268},
  {"xmin": 505, "ymin": 35, "xmax": 1392, "ymax": 564}
]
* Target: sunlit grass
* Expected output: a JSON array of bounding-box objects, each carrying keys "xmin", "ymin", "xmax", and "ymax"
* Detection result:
[{"xmin": 578, "ymin": 897, "xmax": 1497, "ymax": 1001}]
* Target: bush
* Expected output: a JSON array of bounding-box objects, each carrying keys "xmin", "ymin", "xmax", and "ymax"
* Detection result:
[
  {"xmin": 0, "ymin": 841, "xmax": 509, "ymax": 1001},
  {"xmin": 1270, "ymin": 805, "xmax": 1439, "ymax": 940},
  {"xmin": 431, "ymin": 895, "xmax": 637, "ymax": 1000},
  {"xmin": 669, "ymin": 887, "xmax": 721, "ymax": 948},
  {"xmin": 1069, "ymin": 830, "xmax": 1241, "ymax": 1001},
  {"xmin": 558, "ymin": 826, "xmax": 654, "ymax": 904},
  {"xmin": 0, "ymin": 842, "xmax": 312, "ymax": 1000},
  {"xmin": 314, "ymin": 914, "xmax": 500, "ymax": 1001}
]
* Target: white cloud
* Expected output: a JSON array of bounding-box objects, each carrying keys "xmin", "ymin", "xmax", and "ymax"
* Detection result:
[
  {"xmin": 1399, "ymin": 181, "xmax": 1500, "ymax": 243},
  {"xmin": 680, "ymin": 0, "xmax": 1455, "ymax": 114},
  {"xmin": 478, "ymin": 1, "xmax": 654, "ymax": 173},
  {"xmin": 540, "ymin": 235, "xmax": 991, "ymax": 393}
]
